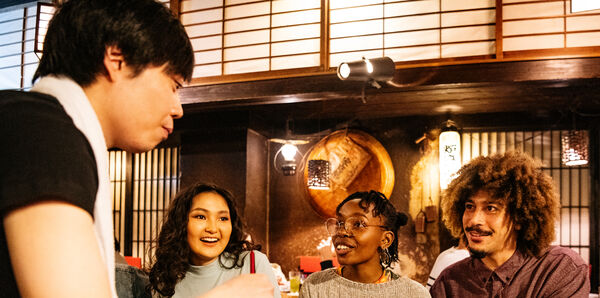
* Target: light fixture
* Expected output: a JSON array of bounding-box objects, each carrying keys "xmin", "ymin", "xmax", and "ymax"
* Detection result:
[
  {"xmin": 439, "ymin": 120, "xmax": 461, "ymax": 190},
  {"xmin": 270, "ymin": 118, "xmax": 310, "ymax": 176},
  {"xmin": 337, "ymin": 57, "xmax": 395, "ymax": 86},
  {"xmin": 280, "ymin": 143, "xmax": 298, "ymax": 175},
  {"xmin": 271, "ymin": 140, "xmax": 307, "ymax": 176},
  {"xmin": 307, "ymin": 159, "xmax": 330, "ymax": 189},
  {"xmin": 561, "ymin": 130, "xmax": 589, "ymax": 166}
]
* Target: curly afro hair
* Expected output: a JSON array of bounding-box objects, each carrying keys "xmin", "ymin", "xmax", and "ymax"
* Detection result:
[{"xmin": 441, "ymin": 151, "xmax": 559, "ymax": 257}]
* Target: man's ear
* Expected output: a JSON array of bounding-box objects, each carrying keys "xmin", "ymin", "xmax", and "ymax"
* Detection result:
[
  {"xmin": 381, "ymin": 231, "xmax": 394, "ymax": 250},
  {"xmin": 103, "ymin": 45, "xmax": 125, "ymax": 82}
]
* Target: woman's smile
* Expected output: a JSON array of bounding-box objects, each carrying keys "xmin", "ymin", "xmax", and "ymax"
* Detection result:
[{"xmin": 186, "ymin": 192, "xmax": 232, "ymax": 266}]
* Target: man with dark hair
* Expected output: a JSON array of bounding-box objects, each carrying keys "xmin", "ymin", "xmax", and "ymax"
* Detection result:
[
  {"xmin": 0, "ymin": 1, "xmax": 272, "ymax": 297},
  {"xmin": 430, "ymin": 151, "xmax": 590, "ymax": 297}
]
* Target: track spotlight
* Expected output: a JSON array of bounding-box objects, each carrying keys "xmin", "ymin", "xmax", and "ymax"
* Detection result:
[{"xmin": 337, "ymin": 57, "xmax": 395, "ymax": 83}]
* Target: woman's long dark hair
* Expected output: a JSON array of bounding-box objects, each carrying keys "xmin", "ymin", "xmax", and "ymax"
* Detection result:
[
  {"xmin": 148, "ymin": 183, "xmax": 259, "ymax": 297},
  {"xmin": 336, "ymin": 190, "xmax": 408, "ymax": 269}
]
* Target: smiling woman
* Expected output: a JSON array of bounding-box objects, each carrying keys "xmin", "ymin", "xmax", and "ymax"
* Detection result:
[
  {"xmin": 300, "ymin": 191, "xmax": 430, "ymax": 298},
  {"xmin": 148, "ymin": 183, "xmax": 280, "ymax": 298}
]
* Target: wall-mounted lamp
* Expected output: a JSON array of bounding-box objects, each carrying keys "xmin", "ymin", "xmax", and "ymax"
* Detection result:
[
  {"xmin": 337, "ymin": 57, "xmax": 395, "ymax": 89},
  {"xmin": 439, "ymin": 120, "xmax": 461, "ymax": 190},
  {"xmin": 561, "ymin": 130, "xmax": 589, "ymax": 166},
  {"xmin": 280, "ymin": 143, "xmax": 299, "ymax": 175},
  {"xmin": 271, "ymin": 139, "xmax": 308, "ymax": 176},
  {"xmin": 307, "ymin": 159, "xmax": 330, "ymax": 189}
]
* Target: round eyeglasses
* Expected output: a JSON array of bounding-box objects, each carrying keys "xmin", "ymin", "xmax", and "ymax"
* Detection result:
[{"xmin": 325, "ymin": 216, "xmax": 387, "ymax": 236}]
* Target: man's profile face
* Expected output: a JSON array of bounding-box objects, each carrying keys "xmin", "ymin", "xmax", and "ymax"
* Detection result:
[
  {"xmin": 462, "ymin": 190, "xmax": 518, "ymax": 259},
  {"xmin": 102, "ymin": 63, "xmax": 184, "ymax": 153}
]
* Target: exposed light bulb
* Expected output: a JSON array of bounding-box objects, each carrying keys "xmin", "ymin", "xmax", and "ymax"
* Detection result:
[{"xmin": 281, "ymin": 143, "xmax": 298, "ymax": 161}]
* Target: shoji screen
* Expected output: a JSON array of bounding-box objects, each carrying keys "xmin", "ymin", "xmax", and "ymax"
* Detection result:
[
  {"xmin": 109, "ymin": 150, "xmax": 128, "ymax": 254},
  {"xmin": 0, "ymin": 3, "xmax": 45, "ymax": 90},
  {"xmin": 328, "ymin": 0, "xmax": 496, "ymax": 67},
  {"xmin": 108, "ymin": 147, "xmax": 181, "ymax": 267},
  {"xmin": 131, "ymin": 147, "xmax": 180, "ymax": 266},
  {"xmin": 180, "ymin": 0, "xmax": 321, "ymax": 78},
  {"xmin": 503, "ymin": 0, "xmax": 600, "ymax": 51}
]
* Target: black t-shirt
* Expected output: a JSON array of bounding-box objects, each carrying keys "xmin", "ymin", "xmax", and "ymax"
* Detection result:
[{"xmin": 0, "ymin": 90, "xmax": 98, "ymax": 296}]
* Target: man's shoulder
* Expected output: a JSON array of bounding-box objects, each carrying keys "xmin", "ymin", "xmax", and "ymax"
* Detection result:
[
  {"xmin": 1, "ymin": 90, "xmax": 66, "ymax": 117},
  {"xmin": 441, "ymin": 256, "xmax": 472, "ymax": 272},
  {"xmin": 1, "ymin": 90, "xmax": 59, "ymax": 105},
  {"xmin": 543, "ymin": 246, "xmax": 587, "ymax": 267}
]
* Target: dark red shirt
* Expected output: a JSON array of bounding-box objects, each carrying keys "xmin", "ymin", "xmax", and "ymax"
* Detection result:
[{"xmin": 430, "ymin": 246, "xmax": 590, "ymax": 298}]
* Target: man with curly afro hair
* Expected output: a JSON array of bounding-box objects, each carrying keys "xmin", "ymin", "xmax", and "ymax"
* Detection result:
[{"xmin": 430, "ymin": 151, "xmax": 590, "ymax": 297}]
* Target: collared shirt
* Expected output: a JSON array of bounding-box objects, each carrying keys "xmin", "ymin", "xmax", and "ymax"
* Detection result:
[{"xmin": 430, "ymin": 246, "xmax": 590, "ymax": 298}]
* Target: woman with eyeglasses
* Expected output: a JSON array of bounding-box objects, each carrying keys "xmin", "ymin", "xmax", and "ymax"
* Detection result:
[{"xmin": 300, "ymin": 191, "xmax": 430, "ymax": 298}]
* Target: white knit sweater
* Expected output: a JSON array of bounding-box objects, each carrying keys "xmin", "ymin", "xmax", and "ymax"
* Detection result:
[{"xmin": 299, "ymin": 268, "xmax": 430, "ymax": 298}]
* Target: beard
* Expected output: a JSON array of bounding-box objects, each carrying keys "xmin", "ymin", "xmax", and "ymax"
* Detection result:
[{"xmin": 468, "ymin": 246, "xmax": 487, "ymax": 259}]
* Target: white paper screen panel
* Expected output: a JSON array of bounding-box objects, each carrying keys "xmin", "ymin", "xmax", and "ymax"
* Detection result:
[
  {"xmin": 329, "ymin": 0, "xmax": 495, "ymax": 67},
  {"xmin": 567, "ymin": 15, "xmax": 600, "ymax": 31},
  {"xmin": 181, "ymin": 0, "xmax": 321, "ymax": 78},
  {"xmin": 272, "ymin": 39, "xmax": 320, "ymax": 56},
  {"xmin": 225, "ymin": 16, "xmax": 269, "ymax": 32},
  {"xmin": 224, "ymin": 30, "xmax": 270, "ymax": 48},
  {"xmin": 384, "ymin": 30, "xmax": 439, "ymax": 48},
  {"xmin": 271, "ymin": 24, "xmax": 320, "ymax": 42},
  {"xmin": 567, "ymin": 32, "xmax": 600, "ymax": 47},
  {"xmin": 186, "ymin": 22, "xmax": 222, "ymax": 38},
  {"xmin": 271, "ymin": 53, "xmax": 320, "ymax": 70},
  {"xmin": 272, "ymin": 10, "xmax": 320, "ymax": 27},
  {"xmin": 180, "ymin": 8, "xmax": 222, "ymax": 24},
  {"xmin": 442, "ymin": 10, "xmax": 496, "ymax": 27},
  {"xmin": 224, "ymin": 58, "xmax": 269, "ymax": 74},
  {"xmin": 35, "ymin": 5, "xmax": 54, "ymax": 53},
  {"xmin": 330, "ymin": 35, "xmax": 383, "ymax": 53},
  {"xmin": 330, "ymin": 5, "xmax": 383, "ymax": 23},
  {"xmin": 385, "ymin": 14, "xmax": 440, "ymax": 32},
  {"xmin": 385, "ymin": 0, "xmax": 439, "ymax": 16},
  {"xmin": 330, "ymin": 49, "xmax": 383, "ymax": 67},
  {"xmin": 441, "ymin": 0, "xmax": 495, "ymax": 11},
  {"xmin": 504, "ymin": 1, "xmax": 564, "ymax": 19},
  {"xmin": 224, "ymin": 2, "xmax": 270, "ymax": 19},
  {"xmin": 330, "ymin": 0, "xmax": 382, "ymax": 9},
  {"xmin": 385, "ymin": 45, "xmax": 440, "ymax": 62},
  {"xmin": 504, "ymin": 18, "xmax": 565, "ymax": 36}
]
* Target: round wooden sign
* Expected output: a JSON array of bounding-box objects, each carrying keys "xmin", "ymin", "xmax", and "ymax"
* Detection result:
[{"xmin": 303, "ymin": 130, "xmax": 395, "ymax": 218}]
